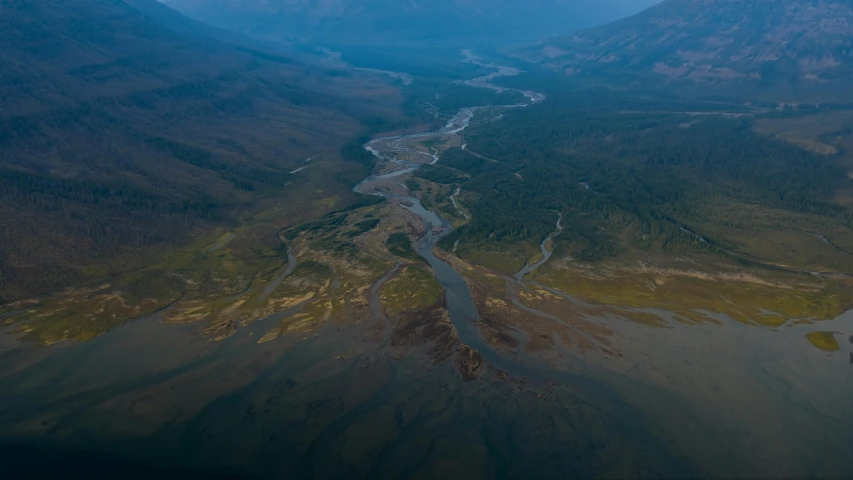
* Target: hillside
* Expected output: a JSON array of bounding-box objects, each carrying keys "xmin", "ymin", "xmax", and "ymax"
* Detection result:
[
  {"xmin": 159, "ymin": 0, "xmax": 661, "ymax": 47},
  {"xmin": 519, "ymin": 0, "xmax": 853, "ymax": 102},
  {"xmin": 0, "ymin": 0, "xmax": 398, "ymax": 301}
]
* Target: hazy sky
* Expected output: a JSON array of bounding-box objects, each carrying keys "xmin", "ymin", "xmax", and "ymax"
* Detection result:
[{"xmin": 158, "ymin": 0, "xmax": 667, "ymax": 45}]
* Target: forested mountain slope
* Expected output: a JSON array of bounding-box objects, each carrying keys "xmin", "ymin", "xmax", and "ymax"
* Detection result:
[
  {"xmin": 519, "ymin": 0, "xmax": 853, "ymax": 102},
  {"xmin": 0, "ymin": 0, "xmax": 397, "ymax": 301},
  {"xmin": 159, "ymin": 0, "xmax": 660, "ymax": 46}
]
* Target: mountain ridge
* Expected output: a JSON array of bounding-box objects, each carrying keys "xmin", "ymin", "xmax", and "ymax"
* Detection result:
[
  {"xmin": 0, "ymin": 0, "xmax": 397, "ymax": 300},
  {"xmin": 158, "ymin": 0, "xmax": 662, "ymax": 46},
  {"xmin": 518, "ymin": 0, "xmax": 853, "ymax": 101}
]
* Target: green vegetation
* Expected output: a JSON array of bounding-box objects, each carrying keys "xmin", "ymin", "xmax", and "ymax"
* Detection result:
[
  {"xmin": 6, "ymin": 197, "xmax": 406, "ymax": 345},
  {"xmin": 380, "ymin": 266, "xmax": 444, "ymax": 315},
  {"xmin": 403, "ymin": 79, "xmax": 527, "ymax": 116},
  {"xmin": 285, "ymin": 213, "xmax": 352, "ymax": 241},
  {"xmin": 9, "ymin": 224, "xmax": 292, "ymax": 344},
  {"xmin": 405, "ymin": 179, "xmax": 422, "ymax": 192},
  {"xmin": 520, "ymin": 0, "xmax": 853, "ymax": 103},
  {"xmin": 415, "ymin": 164, "xmax": 468, "ymax": 185},
  {"xmin": 441, "ymin": 92, "xmax": 853, "ymax": 274},
  {"xmin": 9, "ymin": 0, "xmax": 853, "ymax": 350},
  {"xmin": 0, "ymin": 0, "xmax": 435, "ymax": 307},
  {"xmin": 386, "ymin": 233, "xmax": 424, "ymax": 263},
  {"xmin": 532, "ymin": 263, "xmax": 853, "ymax": 327},
  {"xmin": 335, "ymin": 46, "xmax": 487, "ymax": 79},
  {"xmin": 806, "ymin": 331, "xmax": 840, "ymax": 352},
  {"xmin": 346, "ymin": 219, "xmax": 380, "ymax": 237},
  {"xmin": 292, "ymin": 261, "xmax": 334, "ymax": 279}
]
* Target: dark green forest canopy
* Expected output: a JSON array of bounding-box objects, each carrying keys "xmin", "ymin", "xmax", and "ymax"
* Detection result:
[
  {"xmin": 0, "ymin": 0, "xmax": 411, "ymax": 302},
  {"xmin": 441, "ymin": 93, "xmax": 853, "ymax": 260}
]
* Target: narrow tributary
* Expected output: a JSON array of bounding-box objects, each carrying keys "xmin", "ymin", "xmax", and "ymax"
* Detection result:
[{"xmin": 352, "ymin": 52, "xmax": 575, "ymax": 381}]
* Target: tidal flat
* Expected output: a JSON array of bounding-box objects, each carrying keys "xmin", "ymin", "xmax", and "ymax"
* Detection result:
[
  {"xmin": 3, "ymin": 122, "xmax": 853, "ymax": 479},
  {"xmin": 2, "ymin": 286, "xmax": 853, "ymax": 478},
  {"xmin": 3, "ymin": 53, "xmax": 853, "ymax": 480}
]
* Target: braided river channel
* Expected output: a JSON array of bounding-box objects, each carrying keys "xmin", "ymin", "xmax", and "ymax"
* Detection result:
[{"xmin": 1, "ymin": 52, "xmax": 853, "ymax": 479}]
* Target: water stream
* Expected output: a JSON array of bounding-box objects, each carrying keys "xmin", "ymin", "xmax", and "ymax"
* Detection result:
[
  {"xmin": 514, "ymin": 212, "xmax": 562, "ymax": 281},
  {"xmin": 449, "ymin": 187, "xmax": 470, "ymax": 221},
  {"xmin": 351, "ymin": 54, "xmax": 853, "ymax": 478},
  {"xmin": 258, "ymin": 248, "xmax": 297, "ymax": 303},
  {"xmin": 2, "ymin": 51, "xmax": 853, "ymax": 479},
  {"xmin": 354, "ymin": 53, "xmax": 557, "ymax": 380},
  {"xmin": 352, "ymin": 57, "xmax": 637, "ymax": 388}
]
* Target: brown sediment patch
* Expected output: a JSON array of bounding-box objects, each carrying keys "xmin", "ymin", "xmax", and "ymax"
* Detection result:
[
  {"xmin": 477, "ymin": 310, "xmax": 522, "ymax": 350},
  {"xmin": 454, "ymin": 345, "xmax": 483, "ymax": 382},
  {"xmin": 257, "ymin": 331, "xmax": 279, "ymax": 344},
  {"xmin": 283, "ymin": 312, "xmax": 323, "ymax": 334},
  {"xmin": 390, "ymin": 303, "xmax": 457, "ymax": 363},
  {"xmin": 438, "ymin": 248, "xmax": 617, "ymax": 357},
  {"xmin": 241, "ymin": 292, "xmax": 318, "ymax": 327},
  {"xmin": 200, "ymin": 239, "xmax": 381, "ymax": 342},
  {"xmin": 255, "ymin": 301, "xmax": 332, "ymax": 344},
  {"xmin": 430, "ymin": 252, "xmax": 528, "ymax": 350},
  {"xmin": 13, "ymin": 189, "xmax": 403, "ymax": 346},
  {"xmin": 164, "ymin": 303, "xmax": 212, "ymax": 324},
  {"xmin": 524, "ymin": 326, "xmax": 557, "ymax": 354},
  {"xmin": 476, "ymin": 282, "xmax": 584, "ymax": 361},
  {"xmin": 673, "ymin": 310, "xmax": 719, "ymax": 325},
  {"xmin": 508, "ymin": 282, "xmax": 613, "ymax": 353},
  {"xmin": 2, "ymin": 298, "xmax": 40, "ymax": 311},
  {"xmin": 221, "ymin": 298, "xmax": 247, "ymax": 316},
  {"xmin": 206, "ymin": 319, "xmax": 237, "ymax": 342},
  {"xmin": 611, "ymin": 261, "xmax": 796, "ymax": 289},
  {"xmin": 613, "ymin": 309, "xmax": 668, "ymax": 328}
]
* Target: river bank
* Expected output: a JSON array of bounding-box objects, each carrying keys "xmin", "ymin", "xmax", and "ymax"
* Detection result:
[{"xmin": 1, "ymin": 50, "xmax": 852, "ymax": 479}]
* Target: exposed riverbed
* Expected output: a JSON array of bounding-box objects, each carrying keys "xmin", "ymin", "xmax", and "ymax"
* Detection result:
[
  {"xmin": 353, "ymin": 53, "xmax": 557, "ymax": 379},
  {"xmin": 1, "ymin": 51, "xmax": 853, "ymax": 479}
]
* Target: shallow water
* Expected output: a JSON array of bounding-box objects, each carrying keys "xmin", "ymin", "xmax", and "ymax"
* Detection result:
[
  {"xmin": 258, "ymin": 248, "xmax": 298, "ymax": 303},
  {"xmin": 3, "ymin": 296, "xmax": 851, "ymax": 478},
  {"xmin": 2, "ymin": 52, "xmax": 853, "ymax": 479},
  {"xmin": 515, "ymin": 213, "xmax": 562, "ymax": 281}
]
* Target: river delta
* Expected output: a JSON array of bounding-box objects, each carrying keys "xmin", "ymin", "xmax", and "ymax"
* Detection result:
[{"xmin": 2, "ymin": 52, "xmax": 853, "ymax": 479}]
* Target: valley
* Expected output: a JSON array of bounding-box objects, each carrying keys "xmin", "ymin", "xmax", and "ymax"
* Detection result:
[
  {"xmin": 4, "ymin": 43, "xmax": 853, "ymax": 477},
  {"xmin": 518, "ymin": 0, "xmax": 853, "ymax": 102},
  {"xmin": 158, "ymin": 0, "xmax": 660, "ymax": 46},
  {"xmin": 3, "ymin": 0, "xmax": 853, "ymax": 478}
]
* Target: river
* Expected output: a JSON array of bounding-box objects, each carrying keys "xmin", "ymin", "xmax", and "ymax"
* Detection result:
[
  {"xmin": 2, "ymin": 52, "xmax": 853, "ymax": 479},
  {"xmin": 354, "ymin": 53, "xmax": 558, "ymax": 380}
]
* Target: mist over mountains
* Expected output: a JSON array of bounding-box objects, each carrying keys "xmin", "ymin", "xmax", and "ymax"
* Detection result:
[
  {"xmin": 521, "ymin": 0, "xmax": 853, "ymax": 101},
  {"xmin": 160, "ymin": 0, "xmax": 853, "ymax": 101},
  {"xmin": 4, "ymin": 1, "xmax": 853, "ymax": 478},
  {"xmin": 158, "ymin": 0, "xmax": 661, "ymax": 46}
]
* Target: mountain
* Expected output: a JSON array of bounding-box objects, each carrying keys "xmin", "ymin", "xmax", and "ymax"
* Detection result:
[
  {"xmin": 520, "ymin": 0, "xmax": 853, "ymax": 101},
  {"xmin": 0, "ymin": 0, "xmax": 396, "ymax": 301},
  {"xmin": 158, "ymin": 0, "xmax": 662, "ymax": 47}
]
